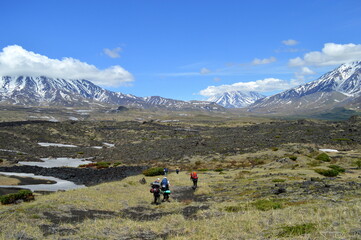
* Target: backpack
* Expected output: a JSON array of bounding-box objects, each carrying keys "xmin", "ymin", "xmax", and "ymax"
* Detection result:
[
  {"xmin": 191, "ymin": 172, "xmax": 198, "ymax": 179},
  {"xmin": 161, "ymin": 179, "xmax": 169, "ymax": 190},
  {"xmin": 150, "ymin": 187, "xmax": 160, "ymax": 193}
]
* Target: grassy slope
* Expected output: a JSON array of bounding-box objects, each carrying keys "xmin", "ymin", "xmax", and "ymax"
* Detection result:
[
  {"xmin": 1, "ymin": 108, "xmax": 361, "ymax": 239},
  {"xmin": 1, "ymin": 147, "xmax": 361, "ymax": 239}
]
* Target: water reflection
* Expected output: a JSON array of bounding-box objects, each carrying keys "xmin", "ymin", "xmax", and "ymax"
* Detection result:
[
  {"xmin": 0, "ymin": 172, "xmax": 85, "ymax": 192},
  {"xmin": 19, "ymin": 157, "xmax": 93, "ymax": 168}
]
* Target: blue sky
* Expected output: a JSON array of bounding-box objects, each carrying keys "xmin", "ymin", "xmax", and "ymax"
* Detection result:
[{"xmin": 0, "ymin": 0, "xmax": 361, "ymax": 100}]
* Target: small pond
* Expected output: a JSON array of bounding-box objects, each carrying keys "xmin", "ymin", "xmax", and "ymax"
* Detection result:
[
  {"xmin": 0, "ymin": 172, "xmax": 85, "ymax": 192},
  {"xmin": 19, "ymin": 157, "xmax": 93, "ymax": 168},
  {"xmin": 0, "ymin": 157, "xmax": 93, "ymax": 194}
]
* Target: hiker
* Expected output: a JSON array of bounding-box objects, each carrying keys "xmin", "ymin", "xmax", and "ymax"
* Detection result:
[
  {"xmin": 163, "ymin": 167, "xmax": 169, "ymax": 175},
  {"xmin": 161, "ymin": 177, "xmax": 171, "ymax": 202},
  {"xmin": 150, "ymin": 178, "xmax": 161, "ymax": 204},
  {"xmin": 176, "ymin": 167, "xmax": 180, "ymax": 174},
  {"xmin": 190, "ymin": 171, "xmax": 198, "ymax": 190}
]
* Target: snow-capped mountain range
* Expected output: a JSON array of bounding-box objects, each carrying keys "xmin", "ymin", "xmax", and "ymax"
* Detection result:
[
  {"xmin": 0, "ymin": 76, "xmax": 223, "ymax": 111},
  {"xmin": 248, "ymin": 61, "xmax": 361, "ymax": 113},
  {"xmin": 0, "ymin": 61, "xmax": 360, "ymax": 113},
  {"xmin": 207, "ymin": 91, "xmax": 265, "ymax": 108}
]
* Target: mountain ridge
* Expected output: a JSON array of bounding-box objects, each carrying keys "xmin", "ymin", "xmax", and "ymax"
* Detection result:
[
  {"xmin": 0, "ymin": 76, "xmax": 223, "ymax": 111},
  {"xmin": 248, "ymin": 61, "xmax": 361, "ymax": 114}
]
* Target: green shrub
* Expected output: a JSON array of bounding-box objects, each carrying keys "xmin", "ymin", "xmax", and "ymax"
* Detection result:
[
  {"xmin": 354, "ymin": 159, "xmax": 361, "ymax": 169},
  {"xmin": 328, "ymin": 165, "xmax": 345, "ymax": 173},
  {"xmin": 214, "ymin": 168, "xmax": 224, "ymax": 172},
  {"xmin": 271, "ymin": 147, "xmax": 278, "ymax": 151},
  {"xmin": 332, "ymin": 138, "xmax": 352, "ymax": 141},
  {"xmin": 253, "ymin": 199, "xmax": 282, "ymax": 211},
  {"xmin": 307, "ymin": 160, "xmax": 321, "ymax": 167},
  {"xmin": 289, "ymin": 155, "xmax": 298, "ymax": 161},
  {"xmin": 234, "ymin": 171, "xmax": 250, "ymax": 179},
  {"xmin": 0, "ymin": 159, "xmax": 4, "ymax": 163},
  {"xmin": 224, "ymin": 205, "xmax": 243, "ymax": 212},
  {"xmin": 272, "ymin": 179, "xmax": 286, "ymax": 183},
  {"xmin": 195, "ymin": 160, "xmax": 202, "ymax": 166},
  {"xmin": 0, "ymin": 190, "xmax": 34, "ymax": 205},
  {"xmin": 79, "ymin": 162, "xmax": 111, "ymax": 169},
  {"xmin": 315, "ymin": 153, "xmax": 330, "ymax": 162},
  {"xmin": 79, "ymin": 163, "xmax": 97, "ymax": 168},
  {"xmin": 113, "ymin": 162, "xmax": 122, "ymax": 167},
  {"xmin": 278, "ymin": 223, "xmax": 316, "ymax": 237},
  {"xmin": 314, "ymin": 168, "xmax": 339, "ymax": 177},
  {"xmin": 96, "ymin": 162, "xmax": 111, "ymax": 169},
  {"xmin": 250, "ymin": 159, "xmax": 265, "ymax": 166},
  {"xmin": 142, "ymin": 167, "xmax": 164, "ymax": 176}
]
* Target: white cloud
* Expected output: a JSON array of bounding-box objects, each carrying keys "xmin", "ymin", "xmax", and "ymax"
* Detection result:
[
  {"xmin": 200, "ymin": 67, "xmax": 211, "ymax": 75},
  {"xmin": 252, "ymin": 56, "xmax": 276, "ymax": 65},
  {"xmin": 213, "ymin": 77, "xmax": 221, "ymax": 82},
  {"xmin": 282, "ymin": 39, "xmax": 299, "ymax": 46},
  {"xmin": 103, "ymin": 47, "xmax": 122, "ymax": 58},
  {"xmin": 289, "ymin": 43, "xmax": 361, "ymax": 66},
  {"xmin": 0, "ymin": 45, "xmax": 133, "ymax": 87},
  {"xmin": 199, "ymin": 78, "xmax": 293, "ymax": 96},
  {"xmin": 293, "ymin": 67, "xmax": 316, "ymax": 83}
]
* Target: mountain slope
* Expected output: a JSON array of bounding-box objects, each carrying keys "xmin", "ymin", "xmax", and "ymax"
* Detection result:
[
  {"xmin": 207, "ymin": 91, "xmax": 265, "ymax": 108},
  {"xmin": 0, "ymin": 76, "xmax": 142, "ymax": 107},
  {"xmin": 0, "ymin": 76, "xmax": 223, "ymax": 111},
  {"xmin": 248, "ymin": 61, "xmax": 361, "ymax": 114}
]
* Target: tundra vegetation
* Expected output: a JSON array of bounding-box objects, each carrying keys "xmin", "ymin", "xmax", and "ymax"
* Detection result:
[{"xmin": 0, "ymin": 107, "xmax": 360, "ymax": 239}]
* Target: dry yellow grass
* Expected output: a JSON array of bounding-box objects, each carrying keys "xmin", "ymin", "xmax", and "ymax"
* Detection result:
[
  {"xmin": 0, "ymin": 176, "xmax": 20, "ymax": 185},
  {"xmin": 1, "ymin": 155, "xmax": 361, "ymax": 239}
]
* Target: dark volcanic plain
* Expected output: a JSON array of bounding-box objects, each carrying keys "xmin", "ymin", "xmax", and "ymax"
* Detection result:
[
  {"xmin": 0, "ymin": 117, "xmax": 360, "ymax": 165},
  {"xmin": 0, "ymin": 116, "xmax": 360, "ymax": 186}
]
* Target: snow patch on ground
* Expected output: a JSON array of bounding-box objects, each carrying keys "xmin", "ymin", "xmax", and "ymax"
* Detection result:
[
  {"xmin": 319, "ymin": 149, "xmax": 339, "ymax": 152},
  {"xmin": 103, "ymin": 142, "xmax": 115, "ymax": 148},
  {"xmin": 38, "ymin": 142, "xmax": 78, "ymax": 147},
  {"xmin": 92, "ymin": 146, "xmax": 103, "ymax": 149},
  {"xmin": 0, "ymin": 149, "xmax": 27, "ymax": 154}
]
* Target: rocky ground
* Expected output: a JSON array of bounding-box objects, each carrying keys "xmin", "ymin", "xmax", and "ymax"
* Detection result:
[{"xmin": 0, "ymin": 116, "xmax": 360, "ymax": 166}]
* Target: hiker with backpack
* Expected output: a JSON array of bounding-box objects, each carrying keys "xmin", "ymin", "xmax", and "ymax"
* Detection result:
[
  {"xmin": 160, "ymin": 177, "xmax": 171, "ymax": 202},
  {"xmin": 150, "ymin": 178, "xmax": 161, "ymax": 204},
  {"xmin": 190, "ymin": 171, "xmax": 198, "ymax": 190}
]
